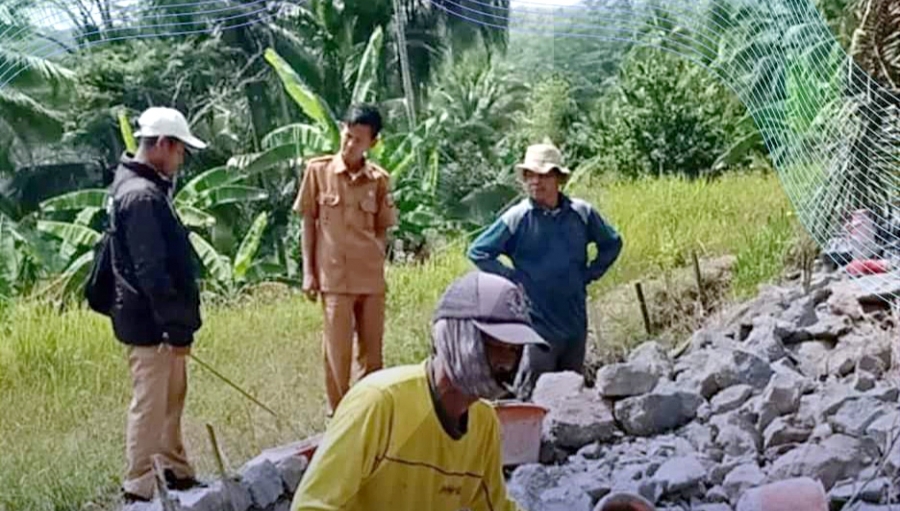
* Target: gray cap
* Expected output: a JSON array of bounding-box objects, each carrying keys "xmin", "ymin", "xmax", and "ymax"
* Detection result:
[{"xmin": 433, "ymin": 271, "xmax": 549, "ymax": 348}]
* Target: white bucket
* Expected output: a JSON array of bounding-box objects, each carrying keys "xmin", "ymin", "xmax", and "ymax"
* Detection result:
[{"xmin": 493, "ymin": 401, "xmax": 548, "ymax": 466}]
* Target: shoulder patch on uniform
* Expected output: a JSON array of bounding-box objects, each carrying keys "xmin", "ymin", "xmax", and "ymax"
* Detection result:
[
  {"xmin": 367, "ymin": 162, "xmax": 391, "ymax": 180},
  {"xmin": 569, "ymin": 198, "xmax": 594, "ymax": 224},
  {"xmin": 500, "ymin": 198, "xmax": 533, "ymax": 233},
  {"xmin": 305, "ymin": 155, "xmax": 334, "ymax": 170}
]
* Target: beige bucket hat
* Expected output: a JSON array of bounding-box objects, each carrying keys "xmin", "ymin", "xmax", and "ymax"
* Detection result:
[{"xmin": 515, "ymin": 143, "xmax": 571, "ymax": 178}]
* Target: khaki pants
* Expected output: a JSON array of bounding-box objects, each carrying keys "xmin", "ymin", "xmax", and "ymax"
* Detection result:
[
  {"xmin": 122, "ymin": 345, "xmax": 194, "ymax": 499},
  {"xmin": 321, "ymin": 293, "xmax": 385, "ymax": 412}
]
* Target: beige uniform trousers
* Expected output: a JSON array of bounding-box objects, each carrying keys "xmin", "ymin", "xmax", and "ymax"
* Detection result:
[
  {"xmin": 122, "ymin": 345, "xmax": 194, "ymax": 499},
  {"xmin": 321, "ymin": 293, "xmax": 386, "ymax": 413}
]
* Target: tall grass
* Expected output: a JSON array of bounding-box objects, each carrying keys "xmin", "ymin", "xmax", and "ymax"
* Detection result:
[{"xmin": 0, "ymin": 171, "xmax": 796, "ymax": 511}]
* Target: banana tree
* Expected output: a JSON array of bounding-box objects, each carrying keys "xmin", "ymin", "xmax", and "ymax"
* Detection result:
[
  {"xmin": 188, "ymin": 212, "xmax": 288, "ymax": 298},
  {"xmin": 33, "ymin": 161, "xmax": 271, "ymax": 300}
]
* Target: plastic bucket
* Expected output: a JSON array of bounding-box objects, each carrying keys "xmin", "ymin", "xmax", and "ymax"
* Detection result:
[{"xmin": 494, "ymin": 401, "xmax": 548, "ymax": 466}]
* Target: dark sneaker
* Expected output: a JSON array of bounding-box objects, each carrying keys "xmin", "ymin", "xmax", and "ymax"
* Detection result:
[
  {"xmin": 121, "ymin": 490, "xmax": 151, "ymax": 504},
  {"xmin": 163, "ymin": 468, "xmax": 208, "ymax": 491}
]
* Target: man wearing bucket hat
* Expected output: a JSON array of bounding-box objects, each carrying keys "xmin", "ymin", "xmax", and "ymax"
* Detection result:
[
  {"xmin": 468, "ymin": 142, "xmax": 623, "ymax": 400},
  {"xmin": 109, "ymin": 106, "xmax": 208, "ymax": 502},
  {"xmin": 291, "ymin": 271, "xmax": 547, "ymax": 511}
]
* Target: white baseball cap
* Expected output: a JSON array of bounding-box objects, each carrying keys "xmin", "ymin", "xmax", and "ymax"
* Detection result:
[{"xmin": 134, "ymin": 107, "xmax": 207, "ymax": 150}]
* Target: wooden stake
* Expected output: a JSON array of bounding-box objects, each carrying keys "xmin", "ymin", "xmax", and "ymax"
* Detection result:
[
  {"xmin": 692, "ymin": 251, "xmax": 706, "ymax": 313},
  {"xmin": 206, "ymin": 423, "xmax": 239, "ymax": 511},
  {"xmin": 635, "ymin": 282, "xmax": 652, "ymax": 336},
  {"xmin": 206, "ymin": 423, "xmax": 227, "ymax": 479},
  {"xmin": 152, "ymin": 455, "xmax": 178, "ymax": 511}
]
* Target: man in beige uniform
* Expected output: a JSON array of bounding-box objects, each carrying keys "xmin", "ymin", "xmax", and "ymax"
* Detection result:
[{"xmin": 294, "ymin": 104, "xmax": 397, "ymax": 415}]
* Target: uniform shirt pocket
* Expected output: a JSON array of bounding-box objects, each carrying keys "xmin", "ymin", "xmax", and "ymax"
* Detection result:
[
  {"xmin": 359, "ymin": 197, "xmax": 378, "ymax": 231},
  {"xmin": 317, "ymin": 193, "xmax": 341, "ymax": 225}
]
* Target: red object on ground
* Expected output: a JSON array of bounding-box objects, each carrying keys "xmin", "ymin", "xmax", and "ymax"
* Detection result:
[{"xmin": 846, "ymin": 259, "xmax": 890, "ymax": 276}]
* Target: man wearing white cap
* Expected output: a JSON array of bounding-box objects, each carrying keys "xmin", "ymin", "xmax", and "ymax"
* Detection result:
[
  {"xmin": 468, "ymin": 142, "xmax": 623, "ymax": 400},
  {"xmin": 292, "ymin": 271, "xmax": 548, "ymax": 510},
  {"xmin": 108, "ymin": 106, "xmax": 208, "ymax": 502}
]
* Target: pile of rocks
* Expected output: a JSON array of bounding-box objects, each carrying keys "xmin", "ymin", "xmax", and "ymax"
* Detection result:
[
  {"xmin": 123, "ymin": 439, "xmax": 316, "ymax": 511},
  {"xmin": 508, "ymin": 270, "xmax": 900, "ymax": 511}
]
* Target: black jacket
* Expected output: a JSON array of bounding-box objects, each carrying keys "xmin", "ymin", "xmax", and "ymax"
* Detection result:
[{"xmin": 109, "ymin": 157, "xmax": 202, "ymax": 347}]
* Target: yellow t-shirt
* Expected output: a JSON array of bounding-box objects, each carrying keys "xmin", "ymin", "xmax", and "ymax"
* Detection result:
[{"xmin": 291, "ymin": 361, "xmax": 522, "ymax": 511}]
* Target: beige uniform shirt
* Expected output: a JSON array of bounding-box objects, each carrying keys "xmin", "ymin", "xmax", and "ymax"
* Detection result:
[{"xmin": 294, "ymin": 154, "xmax": 397, "ymax": 295}]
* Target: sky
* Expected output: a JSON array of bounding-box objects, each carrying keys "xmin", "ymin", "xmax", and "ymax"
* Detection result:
[
  {"xmin": 511, "ymin": 0, "xmax": 584, "ymax": 7},
  {"xmin": 22, "ymin": 0, "xmax": 588, "ymax": 32}
]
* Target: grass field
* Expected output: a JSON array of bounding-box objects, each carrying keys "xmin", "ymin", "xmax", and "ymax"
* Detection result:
[{"xmin": 0, "ymin": 171, "xmax": 797, "ymax": 511}]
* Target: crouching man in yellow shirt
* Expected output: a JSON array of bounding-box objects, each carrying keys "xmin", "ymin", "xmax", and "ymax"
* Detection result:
[{"xmin": 291, "ymin": 271, "xmax": 549, "ymax": 511}]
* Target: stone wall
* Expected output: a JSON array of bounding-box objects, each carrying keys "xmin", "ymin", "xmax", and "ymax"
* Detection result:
[{"xmin": 508, "ymin": 269, "xmax": 900, "ymax": 511}]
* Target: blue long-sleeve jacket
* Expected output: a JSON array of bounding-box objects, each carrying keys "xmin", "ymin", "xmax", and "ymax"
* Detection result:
[{"xmin": 467, "ymin": 194, "xmax": 622, "ymax": 347}]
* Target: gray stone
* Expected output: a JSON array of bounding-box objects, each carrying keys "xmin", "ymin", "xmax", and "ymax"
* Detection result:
[
  {"xmin": 711, "ymin": 412, "xmax": 761, "ymax": 458},
  {"xmin": 828, "ymin": 287, "xmax": 865, "ymax": 320},
  {"xmin": 172, "ymin": 482, "xmax": 228, "ymax": 511},
  {"xmin": 722, "ymin": 463, "xmax": 765, "ymax": 502},
  {"xmin": 576, "ymin": 443, "xmax": 605, "ymax": 460},
  {"xmin": 744, "ymin": 317, "xmax": 788, "ymax": 361},
  {"xmin": 544, "ymin": 394, "xmax": 619, "ymax": 450},
  {"xmin": 857, "ymin": 354, "xmax": 886, "ymax": 378},
  {"xmin": 646, "ymin": 435, "xmax": 697, "ymax": 459},
  {"xmin": 567, "ymin": 471, "xmax": 613, "ymax": 501},
  {"xmin": 770, "ymin": 359, "xmax": 815, "ymax": 393},
  {"xmin": 810, "ymin": 422, "xmax": 833, "ymax": 440},
  {"xmin": 792, "ymin": 341, "xmax": 832, "ymax": 378},
  {"xmin": 533, "ymin": 372, "xmax": 588, "ymax": 408},
  {"xmin": 687, "ymin": 329, "xmax": 738, "ymax": 355},
  {"xmin": 756, "ymin": 373, "xmax": 802, "ymax": 430},
  {"xmin": 828, "ymin": 347, "xmax": 860, "ymax": 377},
  {"xmin": 866, "ymin": 385, "xmax": 900, "ymax": 403},
  {"xmin": 652, "ymin": 455, "xmax": 706, "ymax": 497},
  {"xmin": 766, "ymin": 443, "xmax": 848, "ymax": 490},
  {"xmin": 596, "ymin": 362, "xmax": 659, "ymax": 398},
  {"xmin": 711, "ymin": 385, "xmax": 754, "ymax": 415},
  {"xmin": 538, "ymin": 486, "xmax": 593, "ymax": 511},
  {"xmin": 276, "ymin": 455, "xmax": 307, "ymax": 493},
  {"xmin": 706, "ymin": 485, "xmax": 730, "ymax": 503},
  {"xmin": 763, "ymin": 417, "xmax": 812, "ymax": 449},
  {"xmin": 829, "ymin": 397, "xmax": 887, "ymax": 437},
  {"xmin": 803, "ymin": 315, "xmax": 853, "ymax": 343},
  {"xmin": 768, "ymin": 435, "xmax": 878, "ymax": 490},
  {"xmin": 508, "ymin": 464, "xmax": 565, "ymax": 510},
  {"xmin": 865, "ymin": 409, "xmax": 900, "ymax": 448},
  {"xmin": 240, "ymin": 459, "xmax": 284, "ymax": 509},
  {"xmin": 679, "ymin": 422, "xmax": 716, "ymax": 453},
  {"xmin": 794, "ymin": 393, "xmax": 822, "ymax": 428},
  {"xmin": 121, "ymin": 502, "xmax": 163, "ymax": 511},
  {"xmin": 608, "ymin": 470, "xmax": 664, "ymax": 505},
  {"xmin": 816, "ymin": 382, "xmax": 860, "ymax": 420},
  {"xmin": 732, "ymin": 350, "xmax": 775, "ymax": 389},
  {"xmin": 830, "ymin": 274, "xmax": 900, "ymax": 307},
  {"xmin": 883, "ymin": 436, "xmax": 900, "ymax": 477},
  {"xmin": 614, "ymin": 387, "xmax": 704, "ymax": 437},
  {"xmin": 680, "ymin": 349, "xmax": 772, "ymax": 399},
  {"xmin": 244, "ymin": 443, "xmax": 311, "ymax": 495},
  {"xmin": 710, "ymin": 457, "xmax": 754, "ymax": 486},
  {"xmin": 736, "ymin": 478, "xmax": 829, "ymax": 511},
  {"xmin": 828, "ymin": 477, "xmax": 891, "ymax": 504},
  {"xmin": 221, "ymin": 479, "xmax": 253, "ymax": 511},
  {"xmin": 842, "ymin": 504, "xmax": 900, "ymax": 511},
  {"xmin": 853, "ymin": 371, "xmax": 877, "ymax": 391},
  {"xmin": 628, "ymin": 341, "xmax": 674, "ymax": 380},
  {"xmin": 694, "ymin": 505, "xmax": 732, "ymax": 511},
  {"xmin": 269, "ymin": 499, "xmax": 291, "ymax": 511},
  {"xmin": 782, "ymin": 298, "xmax": 819, "ymax": 329}
]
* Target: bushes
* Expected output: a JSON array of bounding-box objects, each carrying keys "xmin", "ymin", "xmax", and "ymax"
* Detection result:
[{"xmin": 592, "ymin": 46, "xmax": 764, "ymax": 179}]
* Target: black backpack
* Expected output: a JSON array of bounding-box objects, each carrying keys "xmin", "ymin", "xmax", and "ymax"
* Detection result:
[{"xmin": 84, "ymin": 198, "xmax": 117, "ymax": 316}]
